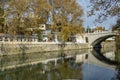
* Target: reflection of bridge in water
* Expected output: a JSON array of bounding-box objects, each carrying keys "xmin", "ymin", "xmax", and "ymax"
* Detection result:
[
  {"xmin": 43, "ymin": 48, "xmax": 116, "ymax": 70},
  {"xmin": 0, "ymin": 47, "xmax": 116, "ymax": 70}
]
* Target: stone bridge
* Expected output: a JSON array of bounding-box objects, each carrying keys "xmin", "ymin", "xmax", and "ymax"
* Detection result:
[{"xmin": 76, "ymin": 31, "xmax": 117, "ymax": 47}]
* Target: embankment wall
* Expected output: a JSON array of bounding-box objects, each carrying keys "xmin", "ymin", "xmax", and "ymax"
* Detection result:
[{"xmin": 0, "ymin": 42, "xmax": 91, "ymax": 55}]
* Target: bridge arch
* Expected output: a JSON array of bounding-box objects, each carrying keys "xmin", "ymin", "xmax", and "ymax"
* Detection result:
[{"xmin": 91, "ymin": 35, "xmax": 116, "ymax": 48}]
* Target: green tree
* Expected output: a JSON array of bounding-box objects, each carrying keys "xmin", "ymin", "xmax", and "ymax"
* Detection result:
[
  {"xmin": 113, "ymin": 19, "xmax": 120, "ymax": 50},
  {"xmin": 86, "ymin": 26, "xmax": 92, "ymax": 33},
  {"xmin": 35, "ymin": 29, "xmax": 42, "ymax": 41},
  {"xmin": 112, "ymin": 19, "xmax": 120, "ymax": 31}
]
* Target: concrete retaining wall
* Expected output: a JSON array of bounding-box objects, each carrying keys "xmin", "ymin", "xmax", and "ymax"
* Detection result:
[{"xmin": 0, "ymin": 42, "xmax": 91, "ymax": 55}]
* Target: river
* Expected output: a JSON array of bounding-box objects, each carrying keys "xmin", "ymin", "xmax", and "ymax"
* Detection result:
[{"xmin": 0, "ymin": 43, "xmax": 119, "ymax": 80}]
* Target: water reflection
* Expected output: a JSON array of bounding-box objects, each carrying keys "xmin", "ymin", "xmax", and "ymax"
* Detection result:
[
  {"xmin": 92, "ymin": 47, "xmax": 119, "ymax": 65},
  {"xmin": 92, "ymin": 46, "xmax": 120, "ymax": 80},
  {"xmin": 0, "ymin": 46, "xmax": 119, "ymax": 80}
]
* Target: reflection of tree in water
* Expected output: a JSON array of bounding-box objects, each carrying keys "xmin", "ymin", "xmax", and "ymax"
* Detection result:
[
  {"xmin": 18, "ymin": 52, "xmax": 28, "ymax": 64},
  {"xmin": 57, "ymin": 61, "xmax": 82, "ymax": 80},
  {"xmin": 0, "ymin": 63, "xmax": 46, "ymax": 80},
  {"xmin": 18, "ymin": 44, "xmax": 28, "ymax": 63},
  {"xmin": 0, "ymin": 56, "xmax": 83, "ymax": 80},
  {"xmin": 0, "ymin": 43, "xmax": 8, "ymax": 55},
  {"xmin": 44, "ymin": 58, "xmax": 83, "ymax": 80},
  {"xmin": 0, "ymin": 56, "xmax": 10, "ymax": 68}
]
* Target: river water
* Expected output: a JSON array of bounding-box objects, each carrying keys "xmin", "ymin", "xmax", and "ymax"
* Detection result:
[{"xmin": 0, "ymin": 43, "xmax": 119, "ymax": 80}]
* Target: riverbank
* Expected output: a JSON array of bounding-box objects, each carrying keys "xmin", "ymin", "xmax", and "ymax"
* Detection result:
[
  {"xmin": 0, "ymin": 42, "xmax": 91, "ymax": 56},
  {"xmin": 0, "ymin": 41, "xmax": 115, "ymax": 56}
]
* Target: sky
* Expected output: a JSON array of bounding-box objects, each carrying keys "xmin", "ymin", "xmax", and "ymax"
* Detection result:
[{"xmin": 77, "ymin": 0, "xmax": 117, "ymax": 30}]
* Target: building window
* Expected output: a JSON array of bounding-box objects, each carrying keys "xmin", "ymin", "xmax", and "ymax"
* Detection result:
[
  {"xmin": 0, "ymin": 37, "xmax": 2, "ymax": 41},
  {"xmin": 85, "ymin": 37, "xmax": 89, "ymax": 43},
  {"xmin": 85, "ymin": 54, "xmax": 88, "ymax": 59}
]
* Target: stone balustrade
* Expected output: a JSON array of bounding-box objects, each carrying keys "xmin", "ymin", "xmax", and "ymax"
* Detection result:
[{"xmin": 0, "ymin": 34, "xmax": 38, "ymax": 42}]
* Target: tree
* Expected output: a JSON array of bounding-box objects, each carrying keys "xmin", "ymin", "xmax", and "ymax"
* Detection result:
[
  {"xmin": 31, "ymin": 0, "xmax": 52, "ymax": 24},
  {"xmin": 48, "ymin": 0, "xmax": 84, "ymax": 41},
  {"xmin": 0, "ymin": 0, "xmax": 84, "ymax": 42},
  {"xmin": 112, "ymin": 19, "xmax": 120, "ymax": 48},
  {"xmin": 2, "ymin": 0, "xmax": 31, "ymax": 35},
  {"xmin": 1, "ymin": 0, "xmax": 52, "ymax": 35},
  {"xmin": 89, "ymin": 0, "xmax": 120, "ymax": 22},
  {"xmin": 112, "ymin": 19, "xmax": 120, "ymax": 31},
  {"xmin": 86, "ymin": 26, "xmax": 92, "ymax": 33}
]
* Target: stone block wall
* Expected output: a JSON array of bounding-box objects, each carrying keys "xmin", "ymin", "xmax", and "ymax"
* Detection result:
[{"xmin": 0, "ymin": 42, "xmax": 90, "ymax": 56}]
